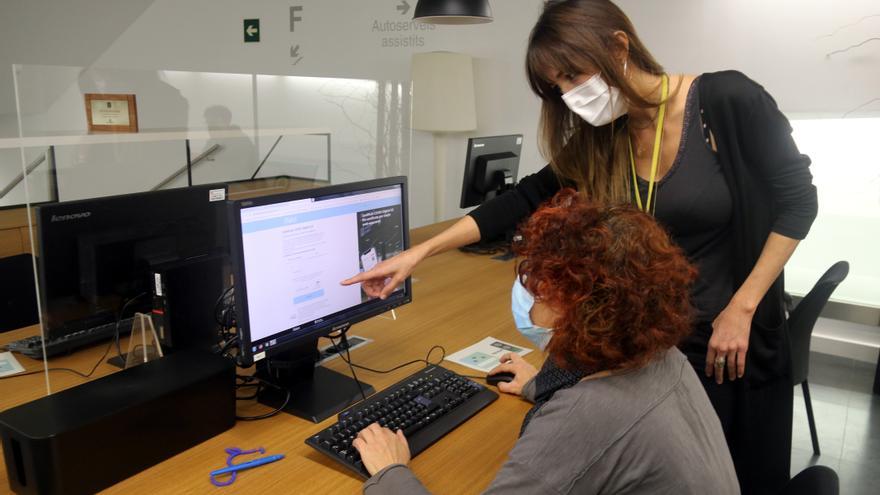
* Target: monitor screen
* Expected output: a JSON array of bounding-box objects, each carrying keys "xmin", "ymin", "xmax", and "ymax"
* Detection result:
[
  {"xmin": 459, "ymin": 134, "xmax": 522, "ymax": 209},
  {"xmin": 231, "ymin": 177, "xmax": 411, "ymax": 365},
  {"xmin": 36, "ymin": 185, "xmax": 229, "ymax": 339}
]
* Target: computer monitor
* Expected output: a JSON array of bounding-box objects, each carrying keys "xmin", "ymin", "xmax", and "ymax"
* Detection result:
[
  {"xmin": 228, "ymin": 176, "xmax": 411, "ymax": 422},
  {"xmin": 459, "ymin": 134, "xmax": 522, "ymax": 209},
  {"xmin": 36, "ymin": 185, "xmax": 229, "ymax": 342}
]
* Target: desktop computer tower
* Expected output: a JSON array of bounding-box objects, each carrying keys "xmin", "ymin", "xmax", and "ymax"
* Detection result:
[{"xmin": 150, "ymin": 254, "xmax": 227, "ymax": 353}]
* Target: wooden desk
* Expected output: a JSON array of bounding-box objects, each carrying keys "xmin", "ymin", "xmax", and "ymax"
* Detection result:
[
  {"xmin": 0, "ymin": 221, "xmax": 540, "ymax": 494},
  {"xmin": 0, "ymin": 207, "xmax": 35, "ymax": 258}
]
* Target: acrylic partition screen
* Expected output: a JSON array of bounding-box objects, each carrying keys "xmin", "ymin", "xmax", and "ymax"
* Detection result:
[
  {"xmin": 2, "ymin": 63, "xmax": 411, "ymax": 397},
  {"xmin": 8, "ymin": 65, "xmax": 260, "ymax": 201}
]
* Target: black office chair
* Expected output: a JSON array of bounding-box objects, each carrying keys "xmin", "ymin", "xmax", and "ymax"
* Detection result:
[
  {"xmin": 787, "ymin": 261, "xmax": 850, "ymax": 456},
  {"xmin": 780, "ymin": 465, "xmax": 839, "ymax": 495},
  {"xmin": 0, "ymin": 253, "xmax": 40, "ymax": 333}
]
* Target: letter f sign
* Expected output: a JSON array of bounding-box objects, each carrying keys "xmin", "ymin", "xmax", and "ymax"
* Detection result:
[{"xmin": 290, "ymin": 6, "xmax": 303, "ymax": 32}]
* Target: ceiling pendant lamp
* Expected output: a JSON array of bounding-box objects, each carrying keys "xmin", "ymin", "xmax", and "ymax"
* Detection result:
[{"xmin": 413, "ymin": 0, "xmax": 493, "ymax": 25}]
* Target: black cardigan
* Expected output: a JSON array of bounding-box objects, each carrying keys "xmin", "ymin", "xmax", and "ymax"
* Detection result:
[{"xmin": 468, "ymin": 71, "xmax": 818, "ymax": 385}]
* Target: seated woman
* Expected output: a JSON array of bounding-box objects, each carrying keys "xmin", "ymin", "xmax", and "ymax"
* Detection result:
[{"xmin": 353, "ymin": 190, "xmax": 739, "ymax": 494}]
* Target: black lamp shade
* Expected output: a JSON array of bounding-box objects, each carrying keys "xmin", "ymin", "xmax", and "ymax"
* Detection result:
[{"xmin": 414, "ymin": 0, "xmax": 493, "ymax": 24}]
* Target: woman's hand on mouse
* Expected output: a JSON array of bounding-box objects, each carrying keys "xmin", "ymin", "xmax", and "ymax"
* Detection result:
[
  {"xmin": 352, "ymin": 423, "xmax": 411, "ymax": 476},
  {"xmin": 488, "ymin": 353, "xmax": 538, "ymax": 396}
]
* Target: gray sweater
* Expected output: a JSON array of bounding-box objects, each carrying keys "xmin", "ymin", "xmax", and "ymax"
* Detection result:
[{"xmin": 363, "ymin": 348, "xmax": 739, "ymax": 494}]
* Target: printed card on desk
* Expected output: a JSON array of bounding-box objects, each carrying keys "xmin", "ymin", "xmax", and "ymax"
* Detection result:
[
  {"xmin": 446, "ymin": 337, "xmax": 532, "ymax": 372},
  {"xmin": 0, "ymin": 351, "xmax": 25, "ymax": 377}
]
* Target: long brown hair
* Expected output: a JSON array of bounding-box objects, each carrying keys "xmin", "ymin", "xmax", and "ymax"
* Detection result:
[{"xmin": 526, "ymin": 0, "xmax": 665, "ymax": 204}]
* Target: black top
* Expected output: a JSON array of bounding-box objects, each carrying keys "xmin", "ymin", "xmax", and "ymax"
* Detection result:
[
  {"xmin": 635, "ymin": 78, "xmax": 733, "ymax": 325},
  {"xmin": 468, "ymin": 71, "xmax": 818, "ymax": 385}
]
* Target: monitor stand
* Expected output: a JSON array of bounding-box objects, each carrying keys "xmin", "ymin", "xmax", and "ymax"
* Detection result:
[{"xmin": 254, "ymin": 336, "xmax": 374, "ymax": 423}]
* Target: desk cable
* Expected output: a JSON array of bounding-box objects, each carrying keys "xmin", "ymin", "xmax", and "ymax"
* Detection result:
[
  {"xmin": 0, "ymin": 367, "xmax": 91, "ymax": 381},
  {"xmin": 227, "ymin": 357, "xmax": 294, "ymax": 422},
  {"xmin": 1, "ymin": 292, "xmax": 151, "ymax": 382},
  {"xmin": 325, "ymin": 340, "xmax": 485, "ymax": 381},
  {"xmin": 211, "ymin": 286, "xmax": 485, "ymax": 421},
  {"xmin": 327, "ymin": 330, "xmax": 368, "ymax": 402},
  {"xmin": 233, "ymin": 374, "xmax": 291, "ymax": 421},
  {"xmin": 112, "ymin": 292, "xmax": 149, "ymax": 363},
  {"xmin": 212, "ymin": 287, "xmax": 294, "ymax": 422}
]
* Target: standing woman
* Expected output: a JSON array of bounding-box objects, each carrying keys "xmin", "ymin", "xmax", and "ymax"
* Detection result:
[{"xmin": 344, "ymin": 1, "xmax": 817, "ymax": 492}]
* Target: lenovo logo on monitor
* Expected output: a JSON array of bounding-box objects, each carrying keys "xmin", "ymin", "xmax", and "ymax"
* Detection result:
[{"xmin": 50, "ymin": 212, "xmax": 92, "ymax": 222}]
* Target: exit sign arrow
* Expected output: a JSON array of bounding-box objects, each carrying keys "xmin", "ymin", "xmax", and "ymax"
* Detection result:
[
  {"xmin": 397, "ymin": 0, "xmax": 410, "ymax": 16},
  {"xmin": 244, "ymin": 19, "xmax": 260, "ymax": 42}
]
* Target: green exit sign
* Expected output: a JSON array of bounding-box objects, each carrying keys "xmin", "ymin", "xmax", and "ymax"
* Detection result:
[{"xmin": 244, "ymin": 19, "xmax": 260, "ymax": 42}]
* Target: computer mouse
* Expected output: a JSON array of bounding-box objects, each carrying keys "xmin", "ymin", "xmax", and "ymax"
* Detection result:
[{"xmin": 486, "ymin": 372, "xmax": 516, "ymax": 386}]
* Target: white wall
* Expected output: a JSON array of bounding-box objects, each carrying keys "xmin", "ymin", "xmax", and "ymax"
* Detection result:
[{"xmin": 617, "ymin": 0, "xmax": 880, "ymax": 117}]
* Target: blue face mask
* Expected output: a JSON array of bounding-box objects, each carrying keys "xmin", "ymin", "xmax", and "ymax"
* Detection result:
[{"xmin": 511, "ymin": 278, "xmax": 553, "ymax": 351}]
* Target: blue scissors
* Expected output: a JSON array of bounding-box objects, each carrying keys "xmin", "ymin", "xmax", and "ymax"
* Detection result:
[{"xmin": 210, "ymin": 447, "xmax": 285, "ymax": 487}]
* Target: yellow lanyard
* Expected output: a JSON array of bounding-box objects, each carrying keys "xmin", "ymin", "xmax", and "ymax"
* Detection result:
[{"xmin": 629, "ymin": 73, "xmax": 669, "ymax": 216}]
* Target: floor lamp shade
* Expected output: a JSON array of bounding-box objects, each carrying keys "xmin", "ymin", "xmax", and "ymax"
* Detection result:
[
  {"xmin": 411, "ymin": 52, "xmax": 477, "ymax": 132},
  {"xmin": 414, "ymin": 0, "xmax": 493, "ymax": 24},
  {"xmin": 411, "ymin": 51, "xmax": 477, "ymax": 222}
]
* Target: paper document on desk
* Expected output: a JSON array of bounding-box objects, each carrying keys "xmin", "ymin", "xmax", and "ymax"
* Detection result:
[
  {"xmin": 0, "ymin": 351, "xmax": 25, "ymax": 377},
  {"xmin": 446, "ymin": 337, "xmax": 532, "ymax": 372}
]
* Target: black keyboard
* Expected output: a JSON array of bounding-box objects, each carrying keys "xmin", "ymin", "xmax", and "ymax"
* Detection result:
[
  {"xmin": 306, "ymin": 364, "xmax": 498, "ymax": 478},
  {"xmin": 2, "ymin": 318, "xmax": 133, "ymax": 359}
]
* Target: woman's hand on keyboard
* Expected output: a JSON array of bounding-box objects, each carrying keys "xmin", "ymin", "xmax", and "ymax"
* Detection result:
[{"xmin": 353, "ymin": 423, "xmax": 412, "ymax": 476}]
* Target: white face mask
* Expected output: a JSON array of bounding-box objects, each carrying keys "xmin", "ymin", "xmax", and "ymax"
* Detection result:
[
  {"xmin": 561, "ymin": 73, "xmax": 628, "ymax": 127},
  {"xmin": 511, "ymin": 278, "xmax": 553, "ymax": 351}
]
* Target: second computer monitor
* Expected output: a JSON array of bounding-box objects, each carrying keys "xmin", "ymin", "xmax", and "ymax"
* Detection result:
[
  {"xmin": 459, "ymin": 134, "xmax": 522, "ymax": 209},
  {"xmin": 36, "ymin": 185, "xmax": 229, "ymax": 341},
  {"xmin": 230, "ymin": 177, "xmax": 411, "ymax": 368},
  {"xmin": 229, "ymin": 177, "xmax": 411, "ymax": 421}
]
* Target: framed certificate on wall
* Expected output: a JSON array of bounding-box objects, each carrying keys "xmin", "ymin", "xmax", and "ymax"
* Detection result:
[{"xmin": 84, "ymin": 93, "xmax": 138, "ymax": 133}]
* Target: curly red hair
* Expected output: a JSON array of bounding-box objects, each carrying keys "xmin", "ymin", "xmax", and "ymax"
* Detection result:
[{"xmin": 514, "ymin": 189, "xmax": 697, "ymax": 372}]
